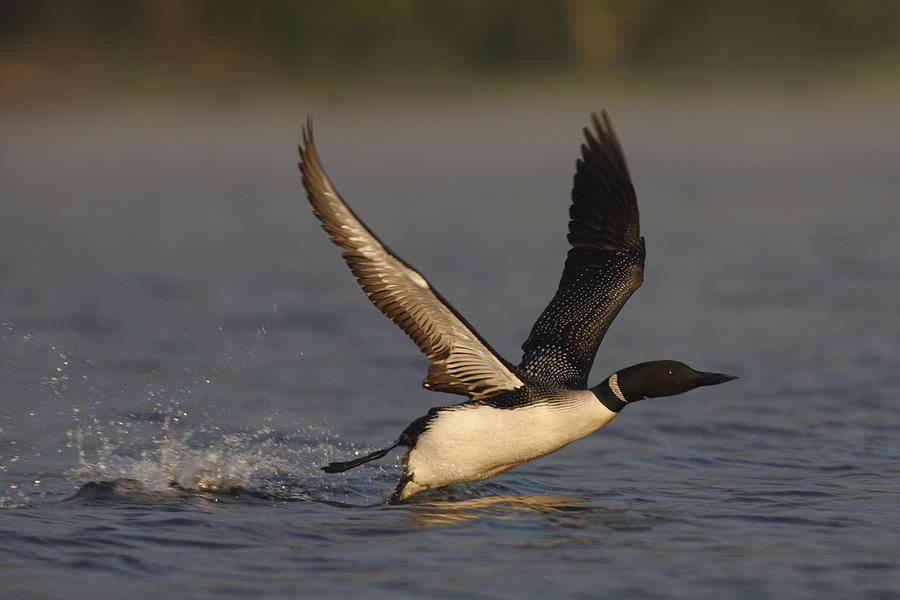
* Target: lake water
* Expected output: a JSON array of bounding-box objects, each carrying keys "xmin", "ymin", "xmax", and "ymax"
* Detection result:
[{"xmin": 2, "ymin": 96, "xmax": 899, "ymax": 598}]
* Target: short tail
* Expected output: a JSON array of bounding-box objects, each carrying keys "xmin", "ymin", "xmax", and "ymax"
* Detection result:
[{"xmin": 321, "ymin": 442, "xmax": 400, "ymax": 473}]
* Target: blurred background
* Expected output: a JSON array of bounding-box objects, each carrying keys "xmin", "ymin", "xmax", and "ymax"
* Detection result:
[{"xmin": 3, "ymin": 0, "xmax": 900, "ymax": 99}]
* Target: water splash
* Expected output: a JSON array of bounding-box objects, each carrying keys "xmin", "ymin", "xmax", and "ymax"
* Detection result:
[
  {"xmin": 1, "ymin": 325, "xmax": 399, "ymax": 508},
  {"xmin": 67, "ymin": 403, "xmax": 395, "ymax": 505}
]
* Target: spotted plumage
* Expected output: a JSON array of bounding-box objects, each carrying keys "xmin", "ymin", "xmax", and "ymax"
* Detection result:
[
  {"xmin": 520, "ymin": 113, "xmax": 645, "ymax": 387},
  {"xmin": 298, "ymin": 111, "xmax": 736, "ymax": 503}
]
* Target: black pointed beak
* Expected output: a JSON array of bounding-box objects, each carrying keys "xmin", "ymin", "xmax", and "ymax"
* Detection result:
[{"xmin": 692, "ymin": 371, "xmax": 738, "ymax": 387}]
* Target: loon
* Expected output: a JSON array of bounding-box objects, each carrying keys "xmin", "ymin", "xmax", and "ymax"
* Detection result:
[{"xmin": 298, "ymin": 111, "xmax": 736, "ymax": 503}]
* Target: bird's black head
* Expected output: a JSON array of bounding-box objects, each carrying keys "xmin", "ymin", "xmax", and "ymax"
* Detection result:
[{"xmin": 611, "ymin": 360, "xmax": 737, "ymax": 403}]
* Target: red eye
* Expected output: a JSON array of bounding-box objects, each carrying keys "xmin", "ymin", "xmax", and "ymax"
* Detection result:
[{"xmin": 666, "ymin": 369, "xmax": 675, "ymax": 377}]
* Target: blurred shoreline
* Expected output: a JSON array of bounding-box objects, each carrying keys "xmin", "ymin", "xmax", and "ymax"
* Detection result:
[{"xmin": 3, "ymin": 1, "xmax": 900, "ymax": 112}]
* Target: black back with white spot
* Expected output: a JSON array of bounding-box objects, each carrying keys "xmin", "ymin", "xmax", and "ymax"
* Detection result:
[{"xmin": 519, "ymin": 111, "xmax": 645, "ymax": 389}]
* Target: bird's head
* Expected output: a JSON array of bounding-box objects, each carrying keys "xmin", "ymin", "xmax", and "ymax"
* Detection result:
[{"xmin": 596, "ymin": 360, "xmax": 737, "ymax": 409}]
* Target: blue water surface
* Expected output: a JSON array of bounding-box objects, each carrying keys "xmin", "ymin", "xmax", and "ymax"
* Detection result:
[{"xmin": 1, "ymin": 99, "xmax": 898, "ymax": 599}]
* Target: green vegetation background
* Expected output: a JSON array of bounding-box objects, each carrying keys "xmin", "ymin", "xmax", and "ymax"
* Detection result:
[{"xmin": 3, "ymin": 0, "xmax": 900, "ymax": 99}]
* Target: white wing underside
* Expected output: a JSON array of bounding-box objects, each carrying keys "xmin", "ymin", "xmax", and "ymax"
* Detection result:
[{"xmin": 298, "ymin": 122, "xmax": 523, "ymax": 400}]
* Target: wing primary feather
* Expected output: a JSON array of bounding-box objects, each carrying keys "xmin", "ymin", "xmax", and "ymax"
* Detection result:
[
  {"xmin": 519, "ymin": 111, "xmax": 645, "ymax": 388},
  {"xmin": 298, "ymin": 120, "xmax": 523, "ymax": 399}
]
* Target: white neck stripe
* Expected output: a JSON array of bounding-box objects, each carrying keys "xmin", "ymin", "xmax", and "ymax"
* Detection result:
[{"xmin": 609, "ymin": 373, "xmax": 628, "ymax": 404}]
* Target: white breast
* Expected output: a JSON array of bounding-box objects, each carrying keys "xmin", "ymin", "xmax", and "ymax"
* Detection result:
[{"xmin": 403, "ymin": 390, "xmax": 616, "ymax": 493}]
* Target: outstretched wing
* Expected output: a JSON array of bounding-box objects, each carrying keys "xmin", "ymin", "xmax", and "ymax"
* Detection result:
[
  {"xmin": 519, "ymin": 111, "xmax": 645, "ymax": 388},
  {"xmin": 298, "ymin": 120, "xmax": 524, "ymax": 399}
]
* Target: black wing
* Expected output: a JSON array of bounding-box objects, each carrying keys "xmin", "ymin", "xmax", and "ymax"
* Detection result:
[
  {"xmin": 298, "ymin": 120, "xmax": 524, "ymax": 399},
  {"xmin": 519, "ymin": 111, "xmax": 645, "ymax": 388}
]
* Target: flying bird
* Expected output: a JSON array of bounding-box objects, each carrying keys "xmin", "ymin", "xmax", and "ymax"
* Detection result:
[{"xmin": 298, "ymin": 111, "xmax": 736, "ymax": 503}]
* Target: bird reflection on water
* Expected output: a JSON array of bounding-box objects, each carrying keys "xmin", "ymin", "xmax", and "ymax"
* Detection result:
[{"xmin": 398, "ymin": 494, "xmax": 592, "ymax": 525}]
